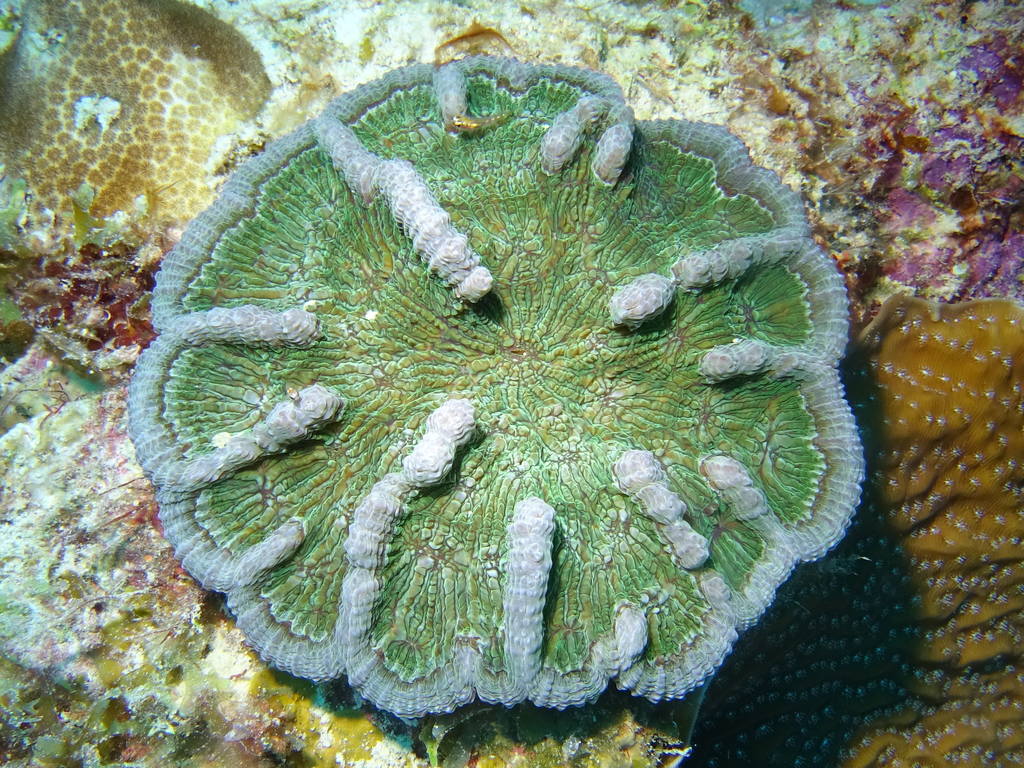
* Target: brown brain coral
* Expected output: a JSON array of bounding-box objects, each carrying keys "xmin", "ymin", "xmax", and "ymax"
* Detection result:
[
  {"xmin": 0, "ymin": 0, "xmax": 270, "ymax": 242},
  {"xmin": 691, "ymin": 294, "xmax": 1024, "ymax": 767}
]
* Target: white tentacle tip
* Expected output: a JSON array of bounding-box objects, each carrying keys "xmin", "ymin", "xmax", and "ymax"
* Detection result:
[{"xmin": 609, "ymin": 274, "xmax": 675, "ymax": 329}]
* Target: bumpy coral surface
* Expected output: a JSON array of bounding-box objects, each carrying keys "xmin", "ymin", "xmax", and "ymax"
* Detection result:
[
  {"xmin": 0, "ymin": 0, "xmax": 269, "ymax": 242},
  {"xmin": 845, "ymin": 296, "xmax": 1024, "ymax": 766},
  {"xmin": 128, "ymin": 56, "xmax": 861, "ymax": 717},
  {"xmin": 691, "ymin": 294, "xmax": 1024, "ymax": 767}
]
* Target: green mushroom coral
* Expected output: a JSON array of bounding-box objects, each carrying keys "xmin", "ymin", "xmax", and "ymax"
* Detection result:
[{"xmin": 128, "ymin": 56, "xmax": 862, "ymax": 718}]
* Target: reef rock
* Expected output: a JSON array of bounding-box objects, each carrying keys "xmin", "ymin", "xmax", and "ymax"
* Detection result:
[{"xmin": 128, "ymin": 56, "xmax": 862, "ymax": 717}]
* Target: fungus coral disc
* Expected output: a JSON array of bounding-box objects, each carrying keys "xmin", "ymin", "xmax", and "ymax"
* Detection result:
[{"xmin": 128, "ymin": 57, "xmax": 862, "ymax": 718}]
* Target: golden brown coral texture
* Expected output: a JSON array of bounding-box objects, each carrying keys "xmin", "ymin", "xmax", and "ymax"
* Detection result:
[
  {"xmin": 845, "ymin": 296, "xmax": 1024, "ymax": 766},
  {"xmin": 691, "ymin": 294, "xmax": 1023, "ymax": 767},
  {"xmin": 0, "ymin": 0, "xmax": 269, "ymax": 232}
]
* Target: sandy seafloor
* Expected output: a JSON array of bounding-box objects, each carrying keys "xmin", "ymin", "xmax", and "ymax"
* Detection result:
[{"xmin": 0, "ymin": 0, "xmax": 1023, "ymax": 766}]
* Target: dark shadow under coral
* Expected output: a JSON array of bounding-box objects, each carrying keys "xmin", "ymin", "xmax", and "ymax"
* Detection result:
[{"xmin": 686, "ymin": 350, "xmax": 921, "ymax": 767}]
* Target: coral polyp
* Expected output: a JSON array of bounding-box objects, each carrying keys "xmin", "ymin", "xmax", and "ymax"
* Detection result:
[{"xmin": 128, "ymin": 57, "xmax": 862, "ymax": 718}]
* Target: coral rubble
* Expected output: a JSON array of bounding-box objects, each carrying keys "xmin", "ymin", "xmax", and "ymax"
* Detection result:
[
  {"xmin": 748, "ymin": 1, "xmax": 1024, "ymax": 315},
  {"xmin": 11, "ymin": 240, "xmax": 158, "ymax": 372},
  {"xmin": 129, "ymin": 56, "xmax": 861, "ymax": 717}
]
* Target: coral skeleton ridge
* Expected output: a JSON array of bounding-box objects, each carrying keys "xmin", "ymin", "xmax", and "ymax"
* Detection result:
[{"xmin": 129, "ymin": 56, "xmax": 862, "ymax": 718}]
